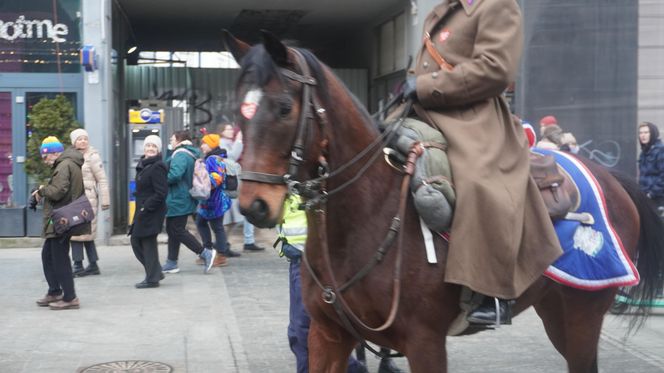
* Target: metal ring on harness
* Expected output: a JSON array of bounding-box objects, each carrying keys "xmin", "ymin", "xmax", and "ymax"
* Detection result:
[
  {"xmin": 322, "ymin": 287, "xmax": 337, "ymax": 304},
  {"xmin": 383, "ymin": 148, "xmax": 406, "ymax": 173}
]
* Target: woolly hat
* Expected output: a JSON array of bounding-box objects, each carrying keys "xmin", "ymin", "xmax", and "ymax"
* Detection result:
[
  {"xmin": 202, "ymin": 134, "xmax": 221, "ymax": 149},
  {"xmin": 40, "ymin": 136, "xmax": 65, "ymax": 155},
  {"xmin": 143, "ymin": 135, "xmax": 162, "ymax": 153},
  {"xmin": 539, "ymin": 115, "xmax": 558, "ymax": 127},
  {"xmin": 70, "ymin": 128, "xmax": 88, "ymax": 144}
]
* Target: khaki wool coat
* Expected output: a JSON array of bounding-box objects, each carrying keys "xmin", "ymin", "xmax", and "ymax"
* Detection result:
[
  {"xmin": 71, "ymin": 146, "xmax": 110, "ymax": 242},
  {"xmin": 412, "ymin": 0, "xmax": 563, "ymax": 299}
]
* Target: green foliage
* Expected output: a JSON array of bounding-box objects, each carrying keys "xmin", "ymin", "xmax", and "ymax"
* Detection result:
[{"xmin": 25, "ymin": 95, "xmax": 80, "ymax": 184}]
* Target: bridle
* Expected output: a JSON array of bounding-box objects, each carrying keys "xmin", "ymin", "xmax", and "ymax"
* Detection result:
[
  {"xmin": 239, "ymin": 48, "xmax": 406, "ymax": 206},
  {"xmin": 238, "ymin": 47, "xmax": 413, "ymax": 358}
]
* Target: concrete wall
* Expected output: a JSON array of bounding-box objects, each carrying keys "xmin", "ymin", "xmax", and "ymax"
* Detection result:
[
  {"xmin": 517, "ymin": 0, "xmax": 638, "ymax": 175},
  {"xmin": 82, "ymin": 0, "xmax": 113, "ymax": 243},
  {"xmin": 639, "ymin": 0, "xmax": 664, "ymax": 129}
]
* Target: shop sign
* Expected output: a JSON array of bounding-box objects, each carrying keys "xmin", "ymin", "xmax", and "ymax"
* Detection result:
[{"xmin": 0, "ymin": 15, "xmax": 69, "ymax": 43}]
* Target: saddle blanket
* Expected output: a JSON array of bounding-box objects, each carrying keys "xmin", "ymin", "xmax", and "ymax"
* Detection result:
[{"xmin": 533, "ymin": 148, "xmax": 639, "ymax": 290}]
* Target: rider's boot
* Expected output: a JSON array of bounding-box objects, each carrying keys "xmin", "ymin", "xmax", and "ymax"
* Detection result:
[{"xmin": 466, "ymin": 297, "xmax": 513, "ymax": 326}]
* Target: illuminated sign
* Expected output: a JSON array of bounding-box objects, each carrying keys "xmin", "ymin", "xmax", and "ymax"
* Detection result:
[
  {"xmin": 129, "ymin": 108, "xmax": 164, "ymax": 124},
  {"xmin": 0, "ymin": 15, "xmax": 69, "ymax": 42}
]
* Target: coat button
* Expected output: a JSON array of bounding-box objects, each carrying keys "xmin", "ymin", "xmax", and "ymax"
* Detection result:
[
  {"xmin": 423, "ymin": 61, "xmax": 429, "ymax": 69},
  {"xmin": 432, "ymin": 72, "xmax": 439, "ymax": 78}
]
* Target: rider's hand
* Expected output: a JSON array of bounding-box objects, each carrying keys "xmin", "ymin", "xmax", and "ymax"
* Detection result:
[{"xmin": 402, "ymin": 75, "xmax": 418, "ymax": 101}]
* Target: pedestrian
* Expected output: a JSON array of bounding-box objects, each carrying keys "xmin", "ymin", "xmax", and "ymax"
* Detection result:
[
  {"xmin": 33, "ymin": 136, "xmax": 89, "ymax": 310},
  {"xmin": 218, "ymin": 123, "xmax": 264, "ymax": 252},
  {"xmin": 403, "ymin": 0, "xmax": 562, "ymax": 325},
  {"xmin": 195, "ymin": 132, "xmax": 231, "ymax": 268},
  {"xmin": 638, "ymin": 122, "xmax": 664, "ymax": 209},
  {"xmin": 276, "ymin": 195, "xmax": 369, "ymax": 373},
  {"xmin": 162, "ymin": 130, "xmax": 215, "ymax": 274},
  {"xmin": 536, "ymin": 115, "xmax": 565, "ymax": 150},
  {"xmin": 535, "ymin": 116, "xmax": 579, "ymax": 153},
  {"xmin": 68, "ymin": 128, "xmax": 110, "ymax": 277},
  {"xmin": 130, "ymin": 135, "xmax": 168, "ymax": 288}
]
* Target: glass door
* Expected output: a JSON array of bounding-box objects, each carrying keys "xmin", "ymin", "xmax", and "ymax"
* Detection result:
[{"xmin": 0, "ymin": 92, "xmax": 12, "ymax": 207}]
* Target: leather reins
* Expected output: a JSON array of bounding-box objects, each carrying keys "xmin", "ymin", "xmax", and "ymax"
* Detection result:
[{"xmin": 239, "ymin": 48, "xmax": 413, "ymax": 358}]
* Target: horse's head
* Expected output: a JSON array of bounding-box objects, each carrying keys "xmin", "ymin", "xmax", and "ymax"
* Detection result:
[{"xmin": 223, "ymin": 30, "xmax": 330, "ymax": 228}]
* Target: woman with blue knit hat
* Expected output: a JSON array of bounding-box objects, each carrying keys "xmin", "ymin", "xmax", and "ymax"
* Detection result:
[{"xmin": 33, "ymin": 136, "xmax": 89, "ymax": 310}]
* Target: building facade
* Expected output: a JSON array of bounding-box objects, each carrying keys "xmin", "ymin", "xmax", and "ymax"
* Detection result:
[{"xmin": 1, "ymin": 0, "xmax": 660, "ymax": 237}]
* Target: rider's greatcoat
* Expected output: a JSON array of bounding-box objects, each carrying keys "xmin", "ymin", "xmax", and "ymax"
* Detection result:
[{"xmin": 413, "ymin": 0, "xmax": 563, "ymax": 299}]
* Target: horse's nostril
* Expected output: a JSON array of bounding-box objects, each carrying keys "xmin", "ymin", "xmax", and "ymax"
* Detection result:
[{"xmin": 251, "ymin": 199, "xmax": 269, "ymax": 217}]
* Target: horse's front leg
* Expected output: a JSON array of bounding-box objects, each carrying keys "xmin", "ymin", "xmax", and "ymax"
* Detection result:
[{"xmin": 308, "ymin": 319, "xmax": 357, "ymax": 373}]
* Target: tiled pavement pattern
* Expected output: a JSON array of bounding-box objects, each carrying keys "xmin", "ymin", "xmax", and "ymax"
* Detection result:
[{"xmin": 1, "ymin": 224, "xmax": 663, "ymax": 372}]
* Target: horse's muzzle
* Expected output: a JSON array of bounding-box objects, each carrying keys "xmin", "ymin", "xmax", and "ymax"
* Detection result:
[{"xmin": 240, "ymin": 198, "xmax": 276, "ymax": 228}]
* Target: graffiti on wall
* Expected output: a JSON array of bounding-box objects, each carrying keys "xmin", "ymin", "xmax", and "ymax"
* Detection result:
[
  {"xmin": 577, "ymin": 139, "xmax": 621, "ymax": 168},
  {"xmin": 150, "ymin": 86, "xmax": 236, "ymax": 129}
]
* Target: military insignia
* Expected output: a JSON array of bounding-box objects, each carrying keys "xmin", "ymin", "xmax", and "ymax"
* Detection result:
[
  {"xmin": 241, "ymin": 89, "xmax": 263, "ymax": 120},
  {"xmin": 572, "ymin": 225, "xmax": 604, "ymax": 257},
  {"xmin": 439, "ymin": 29, "xmax": 451, "ymax": 42}
]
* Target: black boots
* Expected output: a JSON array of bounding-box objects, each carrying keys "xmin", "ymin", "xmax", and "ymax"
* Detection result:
[
  {"xmin": 467, "ymin": 297, "xmax": 513, "ymax": 326},
  {"xmin": 75, "ymin": 262, "xmax": 100, "ymax": 277},
  {"xmin": 72, "ymin": 261, "xmax": 85, "ymax": 277},
  {"xmin": 378, "ymin": 357, "xmax": 404, "ymax": 373},
  {"xmin": 84, "ymin": 262, "xmax": 100, "ymax": 275}
]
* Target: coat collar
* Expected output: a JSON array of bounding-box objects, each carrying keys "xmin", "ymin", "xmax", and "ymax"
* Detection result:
[
  {"xmin": 459, "ymin": 0, "xmax": 481, "ymax": 16},
  {"xmin": 432, "ymin": 0, "xmax": 480, "ymax": 18}
]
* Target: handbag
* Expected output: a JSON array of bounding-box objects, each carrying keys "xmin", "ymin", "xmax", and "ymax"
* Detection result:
[{"xmin": 50, "ymin": 194, "xmax": 95, "ymax": 236}]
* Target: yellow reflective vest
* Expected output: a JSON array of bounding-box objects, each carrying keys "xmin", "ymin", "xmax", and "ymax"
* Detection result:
[{"xmin": 277, "ymin": 195, "xmax": 307, "ymax": 251}]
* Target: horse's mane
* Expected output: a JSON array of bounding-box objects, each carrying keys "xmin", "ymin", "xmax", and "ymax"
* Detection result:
[{"xmin": 239, "ymin": 44, "xmax": 376, "ymax": 130}]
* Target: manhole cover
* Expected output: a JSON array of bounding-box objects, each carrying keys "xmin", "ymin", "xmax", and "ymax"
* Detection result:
[{"xmin": 81, "ymin": 360, "xmax": 172, "ymax": 372}]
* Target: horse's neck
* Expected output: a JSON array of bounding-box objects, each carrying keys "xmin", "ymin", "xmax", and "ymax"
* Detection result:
[{"xmin": 321, "ymin": 77, "xmax": 402, "ymax": 245}]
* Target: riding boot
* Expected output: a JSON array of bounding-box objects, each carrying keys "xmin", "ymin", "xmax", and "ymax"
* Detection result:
[{"xmin": 466, "ymin": 297, "xmax": 512, "ymax": 326}]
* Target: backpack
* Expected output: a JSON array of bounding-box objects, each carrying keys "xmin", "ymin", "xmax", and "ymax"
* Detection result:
[
  {"xmin": 222, "ymin": 158, "xmax": 241, "ymax": 198},
  {"xmin": 173, "ymin": 148, "xmax": 211, "ymax": 200}
]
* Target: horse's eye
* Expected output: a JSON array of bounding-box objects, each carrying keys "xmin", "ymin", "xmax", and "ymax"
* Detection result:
[{"xmin": 279, "ymin": 102, "xmax": 292, "ymax": 118}]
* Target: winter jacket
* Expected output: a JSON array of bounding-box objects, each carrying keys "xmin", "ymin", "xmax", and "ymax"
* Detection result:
[
  {"xmin": 197, "ymin": 147, "xmax": 231, "ymax": 220},
  {"xmin": 639, "ymin": 140, "xmax": 664, "ymax": 200},
  {"xmin": 71, "ymin": 146, "xmax": 110, "ymax": 241},
  {"xmin": 219, "ymin": 137, "xmax": 243, "ymax": 161},
  {"xmin": 38, "ymin": 147, "xmax": 90, "ymax": 238},
  {"xmin": 166, "ymin": 142, "xmax": 200, "ymax": 217},
  {"xmin": 131, "ymin": 155, "xmax": 168, "ymax": 238}
]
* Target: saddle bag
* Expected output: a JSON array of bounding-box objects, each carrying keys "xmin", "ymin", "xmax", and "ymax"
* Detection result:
[
  {"xmin": 390, "ymin": 118, "xmax": 455, "ymax": 232},
  {"xmin": 529, "ymin": 153, "xmax": 573, "ymax": 220},
  {"xmin": 50, "ymin": 194, "xmax": 95, "ymax": 236}
]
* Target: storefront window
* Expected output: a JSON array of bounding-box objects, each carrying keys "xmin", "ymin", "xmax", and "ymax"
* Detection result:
[{"xmin": 0, "ymin": 0, "xmax": 81, "ymax": 73}]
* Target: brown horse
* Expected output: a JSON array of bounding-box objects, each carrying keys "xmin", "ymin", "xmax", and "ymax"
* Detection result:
[{"xmin": 223, "ymin": 31, "xmax": 664, "ymax": 373}]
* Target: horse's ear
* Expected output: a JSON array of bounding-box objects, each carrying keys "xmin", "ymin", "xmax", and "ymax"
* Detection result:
[
  {"xmin": 260, "ymin": 29, "xmax": 288, "ymax": 67},
  {"xmin": 222, "ymin": 29, "xmax": 250, "ymax": 63}
]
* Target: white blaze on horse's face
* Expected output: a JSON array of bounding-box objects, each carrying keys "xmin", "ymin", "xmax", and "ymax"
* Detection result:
[{"xmin": 241, "ymin": 88, "xmax": 264, "ymax": 120}]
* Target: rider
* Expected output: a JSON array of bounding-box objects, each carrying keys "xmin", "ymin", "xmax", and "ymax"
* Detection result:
[{"xmin": 402, "ymin": 0, "xmax": 563, "ymax": 325}]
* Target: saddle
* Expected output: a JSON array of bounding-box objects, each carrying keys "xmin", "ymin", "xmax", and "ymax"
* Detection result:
[{"xmin": 529, "ymin": 152, "xmax": 579, "ymax": 220}]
